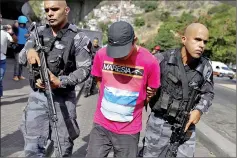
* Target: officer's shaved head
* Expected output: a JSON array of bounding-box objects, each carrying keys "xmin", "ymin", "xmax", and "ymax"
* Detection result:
[
  {"xmin": 184, "ymin": 23, "xmax": 208, "ymax": 37},
  {"xmin": 58, "ymin": 0, "xmax": 68, "ymax": 7},
  {"xmin": 44, "ymin": 0, "xmax": 70, "ymax": 29},
  {"xmin": 44, "ymin": 0, "xmax": 68, "ymax": 7},
  {"xmin": 182, "ymin": 23, "xmax": 209, "ymax": 59}
]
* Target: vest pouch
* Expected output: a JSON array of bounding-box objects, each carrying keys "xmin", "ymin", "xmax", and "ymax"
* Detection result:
[
  {"xmin": 160, "ymin": 92, "xmax": 172, "ymax": 110},
  {"xmin": 150, "ymin": 89, "xmax": 173, "ymax": 112},
  {"xmin": 167, "ymin": 99, "xmax": 180, "ymax": 118},
  {"xmin": 166, "ymin": 72, "xmax": 183, "ymax": 100},
  {"xmin": 173, "ymin": 83, "xmax": 183, "ymax": 100},
  {"xmin": 47, "ymin": 53, "xmax": 64, "ymax": 76}
]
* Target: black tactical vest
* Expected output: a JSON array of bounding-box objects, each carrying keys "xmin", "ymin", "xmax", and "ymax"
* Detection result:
[
  {"xmin": 38, "ymin": 24, "xmax": 79, "ymax": 77},
  {"xmin": 150, "ymin": 49, "xmax": 209, "ymax": 119},
  {"xmin": 28, "ymin": 24, "xmax": 80, "ymax": 93}
]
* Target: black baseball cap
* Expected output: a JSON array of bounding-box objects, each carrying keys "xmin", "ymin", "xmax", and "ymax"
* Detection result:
[{"xmin": 107, "ymin": 21, "xmax": 135, "ymax": 58}]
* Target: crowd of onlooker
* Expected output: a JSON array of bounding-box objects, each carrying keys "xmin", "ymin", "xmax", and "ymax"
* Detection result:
[{"xmin": 1, "ymin": 14, "xmax": 30, "ymax": 98}]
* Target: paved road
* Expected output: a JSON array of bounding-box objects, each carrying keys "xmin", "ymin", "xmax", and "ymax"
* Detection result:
[
  {"xmin": 0, "ymin": 91, "xmax": 215, "ymax": 157},
  {"xmin": 2, "ymin": 58, "xmax": 232, "ymax": 157},
  {"xmin": 201, "ymin": 77, "xmax": 236, "ymax": 144}
]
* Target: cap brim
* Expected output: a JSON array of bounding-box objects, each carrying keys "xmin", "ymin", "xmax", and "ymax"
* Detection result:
[{"xmin": 107, "ymin": 42, "xmax": 133, "ymax": 58}]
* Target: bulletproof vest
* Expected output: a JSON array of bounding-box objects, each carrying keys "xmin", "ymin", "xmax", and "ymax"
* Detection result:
[
  {"xmin": 150, "ymin": 49, "xmax": 208, "ymax": 118},
  {"xmin": 39, "ymin": 24, "xmax": 79, "ymax": 76}
]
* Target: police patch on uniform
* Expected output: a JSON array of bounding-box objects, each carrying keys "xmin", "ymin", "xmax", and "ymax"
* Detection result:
[{"xmin": 54, "ymin": 41, "xmax": 65, "ymax": 50}]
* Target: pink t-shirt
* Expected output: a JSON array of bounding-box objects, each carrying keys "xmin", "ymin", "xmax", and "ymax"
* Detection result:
[{"xmin": 91, "ymin": 46, "xmax": 160, "ymax": 134}]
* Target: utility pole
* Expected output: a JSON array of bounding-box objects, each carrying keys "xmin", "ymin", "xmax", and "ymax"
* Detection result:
[{"xmin": 118, "ymin": 0, "xmax": 122, "ymax": 21}]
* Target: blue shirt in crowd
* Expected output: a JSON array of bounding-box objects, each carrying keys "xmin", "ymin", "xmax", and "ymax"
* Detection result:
[{"xmin": 17, "ymin": 27, "xmax": 28, "ymax": 45}]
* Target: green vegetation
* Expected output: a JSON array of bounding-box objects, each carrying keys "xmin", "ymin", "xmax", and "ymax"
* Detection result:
[
  {"xmin": 145, "ymin": 23, "xmax": 180, "ymax": 51},
  {"xmin": 144, "ymin": 4, "xmax": 236, "ymax": 64},
  {"xmin": 160, "ymin": 11, "xmax": 171, "ymax": 22},
  {"xmin": 29, "ymin": 1, "xmax": 236, "ymax": 64},
  {"xmin": 207, "ymin": 3, "xmax": 232, "ymax": 15},
  {"xmin": 134, "ymin": 17, "xmax": 145, "ymax": 27},
  {"xmin": 176, "ymin": 5, "xmax": 184, "ymax": 10},
  {"xmin": 145, "ymin": 12, "xmax": 197, "ymax": 51},
  {"xmin": 133, "ymin": 1, "xmax": 157, "ymax": 13},
  {"xmin": 28, "ymin": 1, "xmax": 43, "ymax": 22},
  {"xmin": 98, "ymin": 21, "xmax": 112, "ymax": 45},
  {"xmin": 200, "ymin": 4, "xmax": 236, "ymax": 63}
]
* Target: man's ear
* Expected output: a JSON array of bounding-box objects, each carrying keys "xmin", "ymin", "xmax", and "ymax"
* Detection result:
[
  {"xmin": 65, "ymin": 6, "xmax": 70, "ymax": 15},
  {"xmin": 181, "ymin": 36, "xmax": 186, "ymax": 45},
  {"xmin": 133, "ymin": 36, "xmax": 138, "ymax": 44},
  {"xmin": 134, "ymin": 36, "xmax": 138, "ymax": 42}
]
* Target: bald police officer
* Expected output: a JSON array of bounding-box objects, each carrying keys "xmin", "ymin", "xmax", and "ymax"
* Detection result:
[
  {"xmin": 19, "ymin": 0, "xmax": 92, "ymax": 157},
  {"xmin": 141, "ymin": 23, "xmax": 214, "ymax": 157}
]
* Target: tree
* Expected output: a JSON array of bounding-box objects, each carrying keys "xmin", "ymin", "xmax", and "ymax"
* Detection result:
[
  {"xmin": 144, "ymin": 3, "xmax": 236, "ymax": 64},
  {"xmin": 145, "ymin": 12, "xmax": 197, "ymax": 50},
  {"xmin": 160, "ymin": 11, "xmax": 170, "ymax": 22},
  {"xmin": 98, "ymin": 21, "xmax": 112, "ymax": 45},
  {"xmin": 134, "ymin": 17, "xmax": 145, "ymax": 27},
  {"xmin": 145, "ymin": 22, "xmax": 181, "ymax": 51},
  {"xmin": 204, "ymin": 5, "xmax": 236, "ymax": 64},
  {"xmin": 28, "ymin": 1, "xmax": 44, "ymax": 22},
  {"xmin": 143, "ymin": 1, "xmax": 157, "ymax": 13},
  {"xmin": 133, "ymin": 1, "xmax": 157, "ymax": 13},
  {"xmin": 207, "ymin": 4, "xmax": 231, "ymax": 15}
]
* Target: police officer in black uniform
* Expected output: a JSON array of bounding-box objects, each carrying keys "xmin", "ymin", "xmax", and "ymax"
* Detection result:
[
  {"xmin": 141, "ymin": 23, "xmax": 214, "ymax": 157},
  {"xmin": 84, "ymin": 37, "xmax": 101, "ymax": 97},
  {"xmin": 18, "ymin": 0, "xmax": 92, "ymax": 157}
]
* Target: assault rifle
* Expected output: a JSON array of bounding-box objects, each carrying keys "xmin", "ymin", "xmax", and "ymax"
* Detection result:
[
  {"xmin": 28, "ymin": 22, "xmax": 62, "ymax": 157},
  {"xmin": 160, "ymin": 86, "xmax": 200, "ymax": 157}
]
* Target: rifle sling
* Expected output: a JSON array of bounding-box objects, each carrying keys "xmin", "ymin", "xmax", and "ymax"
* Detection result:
[{"xmin": 176, "ymin": 50, "xmax": 189, "ymax": 101}]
